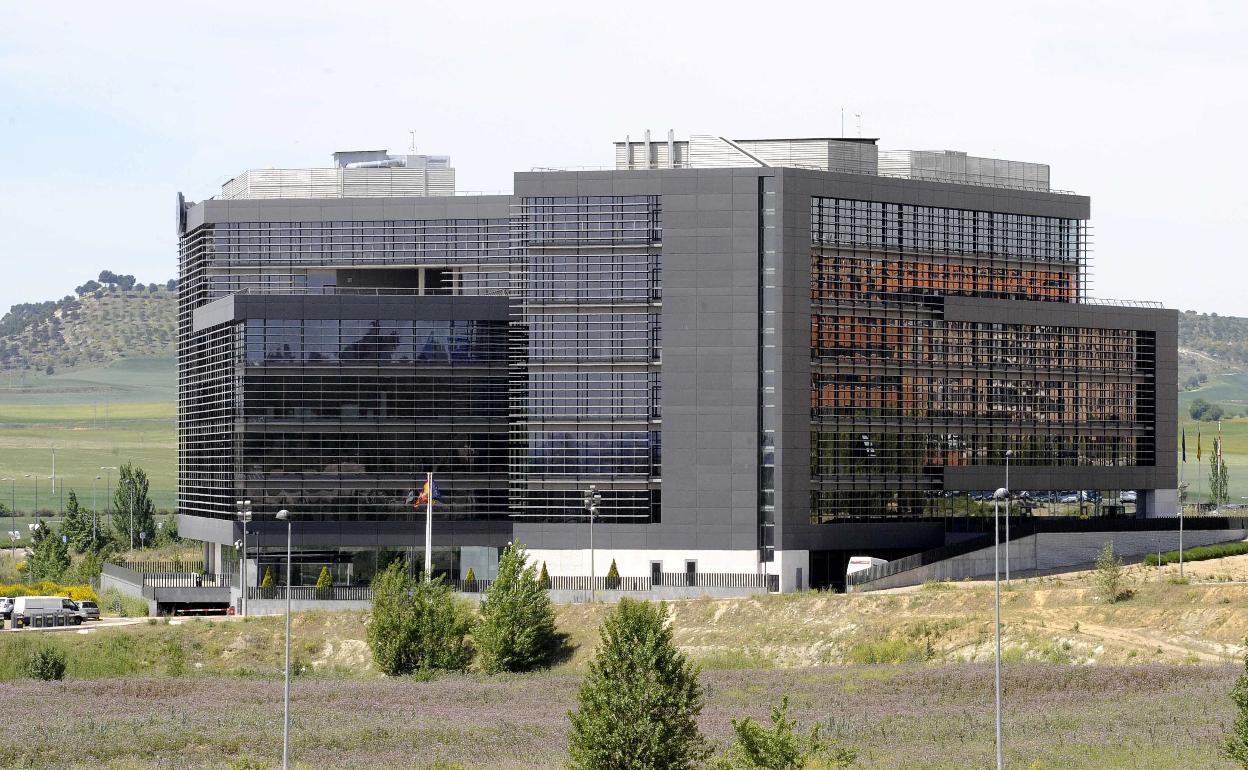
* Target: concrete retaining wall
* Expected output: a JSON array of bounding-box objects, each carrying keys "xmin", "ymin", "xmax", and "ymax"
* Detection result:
[{"xmin": 857, "ymin": 528, "xmax": 1247, "ymax": 591}]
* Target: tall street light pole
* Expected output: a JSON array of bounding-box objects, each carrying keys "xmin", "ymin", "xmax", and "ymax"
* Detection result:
[
  {"xmin": 24, "ymin": 474, "xmax": 36, "ymax": 517},
  {"xmin": 583, "ymin": 485, "xmax": 602, "ymax": 602},
  {"xmin": 992, "ymin": 486, "xmax": 1007, "ymax": 770},
  {"xmin": 2, "ymin": 478, "xmax": 14, "ymax": 557},
  {"xmin": 1004, "ymin": 450, "xmax": 1012, "ymax": 585},
  {"xmin": 100, "ymin": 467, "xmax": 117, "ymax": 540},
  {"xmin": 276, "ymin": 508, "xmax": 293, "ymax": 770},
  {"xmin": 92, "ymin": 475, "xmax": 101, "ymax": 548},
  {"xmin": 236, "ymin": 500, "xmax": 252, "ymax": 616}
]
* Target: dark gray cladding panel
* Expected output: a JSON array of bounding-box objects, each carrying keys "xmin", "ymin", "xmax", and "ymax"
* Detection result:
[
  {"xmin": 193, "ymin": 294, "xmax": 513, "ymax": 332},
  {"xmin": 944, "ymin": 296, "xmax": 1179, "ymax": 332},
  {"xmin": 186, "ymin": 195, "xmax": 513, "ymax": 228},
  {"xmin": 777, "ymin": 167, "xmax": 1091, "ymax": 220}
]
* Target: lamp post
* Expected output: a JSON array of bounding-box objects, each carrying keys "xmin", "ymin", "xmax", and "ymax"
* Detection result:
[
  {"xmin": 92, "ymin": 475, "xmax": 101, "ymax": 548},
  {"xmin": 276, "ymin": 508, "xmax": 293, "ymax": 770},
  {"xmin": 992, "ymin": 486, "xmax": 1008, "ymax": 770},
  {"xmin": 583, "ymin": 485, "xmax": 602, "ymax": 602},
  {"xmin": 24, "ymin": 474, "xmax": 36, "ymax": 517},
  {"xmin": 236, "ymin": 500, "xmax": 252, "ymax": 616},
  {"xmin": 2, "ymin": 478, "xmax": 14, "ymax": 557},
  {"xmin": 1004, "ymin": 450, "xmax": 1012, "ymax": 585},
  {"xmin": 100, "ymin": 467, "xmax": 117, "ymax": 541}
]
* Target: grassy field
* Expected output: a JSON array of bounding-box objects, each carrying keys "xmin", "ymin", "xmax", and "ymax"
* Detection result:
[
  {"xmin": 2, "ymin": 560, "xmax": 1248, "ymax": 769},
  {"xmin": 0, "ymin": 357, "xmax": 176, "ymax": 519},
  {"xmin": 1178, "ymin": 371, "xmax": 1248, "ymax": 504}
]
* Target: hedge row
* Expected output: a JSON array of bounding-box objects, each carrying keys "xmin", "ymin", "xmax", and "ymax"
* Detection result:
[{"xmin": 1143, "ymin": 541, "xmax": 1248, "ymax": 566}]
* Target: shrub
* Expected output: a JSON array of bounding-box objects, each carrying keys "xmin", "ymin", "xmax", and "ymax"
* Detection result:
[
  {"xmin": 0, "ymin": 581, "xmax": 98, "ymax": 603},
  {"xmin": 1224, "ymin": 643, "xmax": 1248, "ymax": 767},
  {"xmin": 476, "ymin": 542, "xmax": 559, "ymax": 674},
  {"xmin": 568, "ymin": 599, "xmax": 708, "ymax": 770},
  {"xmin": 366, "ymin": 560, "xmax": 473, "ymax": 676},
  {"xmin": 539, "ymin": 561, "xmax": 551, "ymax": 589},
  {"xmin": 716, "ymin": 696, "xmax": 857, "ymax": 769},
  {"xmin": 26, "ymin": 646, "xmax": 67, "ymax": 681},
  {"xmin": 464, "ymin": 567, "xmax": 477, "ymax": 592},
  {"xmin": 315, "ymin": 566, "xmax": 332, "ymax": 599},
  {"xmin": 606, "ymin": 559, "xmax": 620, "ymax": 590},
  {"xmin": 99, "ymin": 586, "xmax": 148, "ymax": 617},
  {"xmin": 261, "ymin": 567, "xmax": 275, "ymax": 590},
  {"xmin": 1094, "ymin": 542, "xmax": 1128, "ymax": 603}
]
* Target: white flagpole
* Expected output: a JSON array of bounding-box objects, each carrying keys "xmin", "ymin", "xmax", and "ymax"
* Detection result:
[{"xmin": 424, "ymin": 471, "xmax": 433, "ymax": 580}]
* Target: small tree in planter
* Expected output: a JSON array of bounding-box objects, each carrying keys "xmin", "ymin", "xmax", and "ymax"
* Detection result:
[
  {"xmin": 261, "ymin": 567, "xmax": 276, "ymax": 599},
  {"xmin": 605, "ymin": 559, "xmax": 621, "ymax": 590},
  {"xmin": 539, "ymin": 561, "xmax": 551, "ymax": 590},
  {"xmin": 464, "ymin": 567, "xmax": 477, "ymax": 592},
  {"xmin": 315, "ymin": 566, "xmax": 332, "ymax": 599}
]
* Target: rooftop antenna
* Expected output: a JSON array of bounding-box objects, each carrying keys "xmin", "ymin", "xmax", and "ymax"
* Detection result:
[
  {"xmin": 855, "ymin": 113, "xmax": 863, "ymax": 137},
  {"xmin": 408, "ymin": 129, "xmax": 417, "ymax": 154},
  {"xmin": 841, "ymin": 107, "xmax": 845, "ymax": 137}
]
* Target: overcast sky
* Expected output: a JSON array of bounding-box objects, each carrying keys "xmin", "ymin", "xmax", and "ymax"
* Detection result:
[{"xmin": 1, "ymin": 0, "xmax": 1244, "ymax": 315}]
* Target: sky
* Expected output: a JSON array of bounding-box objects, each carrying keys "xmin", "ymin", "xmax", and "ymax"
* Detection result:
[{"xmin": 1, "ymin": 0, "xmax": 1245, "ymax": 315}]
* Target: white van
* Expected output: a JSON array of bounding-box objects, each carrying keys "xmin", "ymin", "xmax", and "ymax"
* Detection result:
[{"xmin": 13, "ymin": 596, "xmax": 86, "ymax": 627}]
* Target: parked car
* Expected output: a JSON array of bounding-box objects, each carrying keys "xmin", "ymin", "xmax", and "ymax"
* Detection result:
[
  {"xmin": 77, "ymin": 600, "xmax": 101, "ymax": 621},
  {"xmin": 1118, "ymin": 490, "xmax": 1138, "ymax": 503},
  {"xmin": 0, "ymin": 597, "xmax": 12, "ymax": 621},
  {"xmin": 1059, "ymin": 493, "xmax": 1081, "ymax": 504},
  {"xmin": 13, "ymin": 596, "xmax": 87, "ymax": 626}
]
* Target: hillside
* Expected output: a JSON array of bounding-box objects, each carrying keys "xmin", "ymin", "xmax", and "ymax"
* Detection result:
[{"xmin": 0, "ymin": 274, "xmax": 176, "ymax": 378}]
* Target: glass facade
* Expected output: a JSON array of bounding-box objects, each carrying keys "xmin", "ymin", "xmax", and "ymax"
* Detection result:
[
  {"xmin": 511, "ymin": 196, "xmax": 663, "ymax": 522},
  {"xmin": 809, "ymin": 196, "xmax": 1155, "ymax": 521}
]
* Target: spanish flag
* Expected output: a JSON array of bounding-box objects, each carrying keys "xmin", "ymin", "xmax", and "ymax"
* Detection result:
[{"xmin": 414, "ymin": 476, "xmax": 441, "ymax": 508}]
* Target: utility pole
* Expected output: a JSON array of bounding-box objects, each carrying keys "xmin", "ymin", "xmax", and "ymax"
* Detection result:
[
  {"xmin": 1004, "ymin": 450, "xmax": 1012, "ymax": 584},
  {"xmin": 236, "ymin": 500, "xmax": 252, "ymax": 616},
  {"xmin": 583, "ymin": 485, "xmax": 602, "ymax": 602},
  {"xmin": 992, "ymin": 486, "xmax": 1007, "ymax": 770}
]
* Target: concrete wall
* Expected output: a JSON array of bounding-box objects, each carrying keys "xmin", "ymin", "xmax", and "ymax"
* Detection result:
[{"xmin": 856, "ymin": 529, "xmax": 1247, "ymax": 591}]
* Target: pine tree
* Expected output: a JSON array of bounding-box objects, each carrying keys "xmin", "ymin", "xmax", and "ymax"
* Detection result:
[
  {"xmin": 539, "ymin": 561, "xmax": 551, "ymax": 590},
  {"xmin": 569, "ymin": 599, "xmax": 708, "ymax": 770},
  {"xmin": 60, "ymin": 490, "xmax": 95, "ymax": 552},
  {"xmin": 476, "ymin": 542, "xmax": 559, "ymax": 673},
  {"xmin": 261, "ymin": 567, "xmax": 275, "ymax": 590},
  {"xmin": 28, "ymin": 519, "xmax": 70, "ymax": 582},
  {"xmin": 606, "ymin": 558, "xmax": 620, "ymax": 589},
  {"xmin": 366, "ymin": 559, "xmax": 473, "ymax": 675}
]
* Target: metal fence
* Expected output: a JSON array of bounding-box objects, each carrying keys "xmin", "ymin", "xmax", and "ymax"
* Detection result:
[
  {"xmin": 246, "ymin": 585, "xmax": 373, "ymax": 601},
  {"xmin": 141, "ymin": 572, "xmax": 231, "ymax": 589},
  {"xmin": 111, "ymin": 559, "xmax": 205, "ymax": 574}
]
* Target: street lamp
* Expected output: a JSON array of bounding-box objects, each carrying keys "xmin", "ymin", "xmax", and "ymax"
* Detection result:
[
  {"xmin": 1004, "ymin": 450, "xmax": 1012, "ymax": 585},
  {"xmin": 992, "ymin": 486, "xmax": 1008, "ymax": 770},
  {"xmin": 23, "ymin": 474, "xmax": 36, "ymax": 517},
  {"xmin": 1, "ymin": 478, "xmax": 15, "ymax": 557},
  {"xmin": 92, "ymin": 475, "xmax": 102, "ymax": 548},
  {"xmin": 100, "ymin": 467, "xmax": 117, "ymax": 541},
  {"xmin": 583, "ymin": 485, "xmax": 602, "ymax": 602},
  {"xmin": 276, "ymin": 508, "xmax": 293, "ymax": 770},
  {"xmin": 236, "ymin": 500, "xmax": 252, "ymax": 616}
]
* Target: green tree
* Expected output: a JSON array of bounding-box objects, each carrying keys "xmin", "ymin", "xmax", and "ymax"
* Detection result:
[
  {"xmin": 1211, "ymin": 444, "xmax": 1231, "ymax": 507},
  {"xmin": 60, "ymin": 490, "xmax": 95, "ymax": 553},
  {"xmin": 1225, "ymin": 643, "xmax": 1248, "ymax": 767},
  {"xmin": 476, "ymin": 542, "xmax": 559, "ymax": 674},
  {"xmin": 1094, "ymin": 542, "xmax": 1127, "ymax": 603},
  {"xmin": 28, "ymin": 519, "xmax": 70, "ymax": 582},
  {"xmin": 606, "ymin": 558, "xmax": 620, "ymax": 589},
  {"xmin": 261, "ymin": 567, "xmax": 275, "ymax": 590},
  {"xmin": 717, "ymin": 696, "xmax": 857, "ymax": 769},
  {"xmin": 464, "ymin": 567, "xmax": 477, "ymax": 591},
  {"xmin": 110, "ymin": 462, "xmax": 156, "ymax": 549},
  {"xmin": 315, "ymin": 566, "xmax": 332, "ymax": 599},
  {"xmin": 539, "ymin": 561, "xmax": 551, "ymax": 589},
  {"xmin": 568, "ymin": 599, "xmax": 708, "ymax": 770},
  {"xmin": 366, "ymin": 560, "xmax": 473, "ymax": 676}
]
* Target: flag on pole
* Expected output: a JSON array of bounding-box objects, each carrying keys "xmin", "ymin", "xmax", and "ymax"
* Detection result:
[
  {"xmin": 1182, "ymin": 430, "xmax": 1186, "ymax": 463},
  {"xmin": 1197, "ymin": 431, "xmax": 1202, "ymax": 462},
  {"xmin": 1218, "ymin": 420, "xmax": 1223, "ymax": 460},
  {"xmin": 414, "ymin": 476, "xmax": 440, "ymax": 508}
]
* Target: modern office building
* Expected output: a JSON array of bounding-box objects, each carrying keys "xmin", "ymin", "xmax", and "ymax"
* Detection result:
[{"xmin": 177, "ymin": 133, "xmax": 1178, "ymax": 594}]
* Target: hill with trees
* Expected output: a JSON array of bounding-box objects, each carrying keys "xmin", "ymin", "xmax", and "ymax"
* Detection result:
[{"xmin": 0, "ymin": 272, "xmax": 177, "ymax": 376}]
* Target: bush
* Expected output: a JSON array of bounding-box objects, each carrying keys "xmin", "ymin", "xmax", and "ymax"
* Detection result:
[
  {"xmin": 0, "ymin": 582, "xmax": 98, "ymax": 603},
  {"xmin": 315, "ymin": 566, "xmax": 332, "ymax": 599},
  {"xmin": 715, "ymin": 696, "xmax": 857, "ymax": 769},
  {"xmin": 464, "ymin": 567, "xmax": 477, "ymax": 592},
  {"xmin": 568, "ymin": 599, "xmax": 708, "ymax": 770},
  {"xmin": 26, "ymin": 646, "xmax": 67, "ymax": 681},
  {"xmin": 1094, "ymin": 542, "xmax": 1129, "ymax": 603},
  {"xmin": 1224, "ymin": 643, "xmax": 1248, "ymax": 766},
  {"xmin": 606, "ymin": 559, "xmax": 620, "ymax": 590},
  {"xmin": 99, "ymin": 586, "xmax": 148, "ymax": 617},
  {"xmin": 366, "ymin": 560, "xmax": 473, "ymax": 676},
  {"xmin": 1144, "ymin": 541, "xmax": 1248, "ymax": 567},
  {"xmin": 476, "ymin": 542, "xmax": 559, "ymax": 674},
  {"xmin": 539, "ymin": 561, "xmax": 551, "ymax": 590}
]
